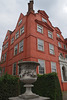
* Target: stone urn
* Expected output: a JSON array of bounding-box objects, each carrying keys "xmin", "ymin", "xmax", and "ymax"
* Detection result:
[
  {"xmin": 9, "ymin": 61, "xmax": 50, "ymax": 100},
  {"xmin": 18, "ymin": 61, "xmax": 40, "ymax": 99}
]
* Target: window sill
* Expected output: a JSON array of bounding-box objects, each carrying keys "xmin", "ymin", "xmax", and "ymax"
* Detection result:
[
  {"xmin": 48, "ymin": 36, "xmax": 53, "ymax": 40},
  {"xmin": 37, "ymin": 50, "xmax": 45, "ymax": 53},
  {"xmin": 49, "ymin": 53, "xmax": 55, "ymax": 57},
  {"xmin": 37, "ymin": 31, "xmax": 43, "ymax": 35},
  {"xmin": 14, "ymin": 51, "xmax": 24, "ymax": 57},
  {"xmin": 62, "ymin": 81, "xmax": 67, "ymax": 83}
]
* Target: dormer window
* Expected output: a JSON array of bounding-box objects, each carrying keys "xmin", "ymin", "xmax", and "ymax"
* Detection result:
[
  {"xmin": 42, "ymin": 18, "xmax": 47, "ymax": 23},
  {"xmin": 18, "ymin": 19, "xmax": 22, "ymax": 26},
  {"xmin": 57, "ymin": 34, "xmax": 60, "ymax": 38}
]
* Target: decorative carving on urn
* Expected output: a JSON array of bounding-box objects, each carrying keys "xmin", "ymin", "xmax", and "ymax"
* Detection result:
[{"xmin": 19, "ymin": 61, "xmax": 39, "ymax": 84}]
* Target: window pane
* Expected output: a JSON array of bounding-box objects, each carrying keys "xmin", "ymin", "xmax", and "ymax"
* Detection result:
[
  {"xmin": 38, "ymin": 59, "xmax": 45, "ymax": 74},
  {"xmin": 14, "ymin": 44, "xmax": 18, "ymax": 55},
  {"xmin": 15, "ymin": 31, "xmax": 19, "ymax": 39},
  {"xmin": 19, "ymin": 40, "xmax": 24, "ymax": 52},
  {"xmin": 6, "ymin": 42, "xmax": 8, "ymax": 48},
  {"xmin": 18, "ymin": 19, "xmax": 22, "ymax": 26},
  {"xmin": 51, "ymin": 62, "xmax": 56, "ymax": 72},
  {"xmin": 13, "ymin": 63, "xmax": 16, "ymax": 75},
  {"xmin": 42, "ymin": 18, "xmax": 47, "ymax": 23},
  {"xmin": 4, "ymin": 53, "xmax": 7, "ymax": 61},
  {"xmin": 64, "ymin": 45, "xmax": 66, "ymax": 50},
  {"xmin": 57, "ymin": 34, "xmax": 60, "ymax": 38},
  {"xmin": 19, "ymin": 66, "xmax": 22, "ymax": 74},
  {"xmin": 49, "ymin": 44, "xmax": 54, "ymax": 55},
  {"xmin": 48, "ymin": 31, "xmax": 53, "ymax": 39},
  {"xmin": 58, "ymin": 42, "xmax": 62, "ymax": 48},
  {"xmin": 11, "ymin": 37, "xmax": 14, "ymax": 44},
  {"xmin": 38, "ymin": 39, "xmax": 44, "ymax": 51},
  {"xmin": 20, "ymin": 26, "xmax": 24, "ymax": 35},
  {"xmin": 37, "ymin": 25, "xmax": 43, "ymax": 33}
]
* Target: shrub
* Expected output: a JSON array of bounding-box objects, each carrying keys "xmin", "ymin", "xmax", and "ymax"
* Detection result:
[{"xmin": 0, "ymin": 73, "xmax": 20, "ymax": 100}]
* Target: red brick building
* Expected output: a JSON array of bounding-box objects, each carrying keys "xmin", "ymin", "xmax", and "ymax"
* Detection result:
[{"xmin": 0, "ymin": 0, "xmax": 67, "ymax": 91}]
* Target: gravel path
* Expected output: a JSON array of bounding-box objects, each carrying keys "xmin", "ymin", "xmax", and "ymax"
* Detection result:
[{"xmin": 63, "ymin": 92, "xmax": 67, "ymax": 100}]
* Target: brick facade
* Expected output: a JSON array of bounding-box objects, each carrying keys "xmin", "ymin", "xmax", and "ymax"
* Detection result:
[{"xmin": 0, "ymin": 0, "xmax": 67, "ymax": 91}]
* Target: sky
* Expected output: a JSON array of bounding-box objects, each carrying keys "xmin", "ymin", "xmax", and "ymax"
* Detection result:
[{"xmin": 0, "ymin": 0, "xmax": 67, "ymax": 59}]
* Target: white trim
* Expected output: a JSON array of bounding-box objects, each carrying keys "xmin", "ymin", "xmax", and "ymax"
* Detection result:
[
  {"xmin": 48, "ymin": 30, "xmax": 53, "ymax": 39},
  {"xmin": 59, "ymin": 56, "xmax": 67, "ymax": 82},
  {"xmin": 38, "ymin": 59, "xmax": 46, "ymax": 75},
  {"xmin": 37, "ymin": 24, "xmax": 43, "ymax": 34},
  {"xmin": 37, "ymin": 38, "xmax": 44, "ymax": 51},
  {"xmin": 51, "ymin": 62, "xmax": 57, "ymax": 72}
]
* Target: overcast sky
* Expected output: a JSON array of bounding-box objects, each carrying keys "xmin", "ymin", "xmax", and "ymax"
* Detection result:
[{"xmin": 0, "ymin": 0, "xmax": 67, "ymax": 59}]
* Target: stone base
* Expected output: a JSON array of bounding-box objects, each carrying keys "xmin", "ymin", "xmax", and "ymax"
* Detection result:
[
  {"xmin": 9, "ymin": 96, "xmax": 50, "ymax": 100},
  {"xmin": 19, "ymin": 93, "xmax": 39, "ymax": 99}
]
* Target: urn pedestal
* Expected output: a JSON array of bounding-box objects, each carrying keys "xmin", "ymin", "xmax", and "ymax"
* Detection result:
[{"xmin": 9, "ymin": 61, "xmax": 50, "ymax": 100}]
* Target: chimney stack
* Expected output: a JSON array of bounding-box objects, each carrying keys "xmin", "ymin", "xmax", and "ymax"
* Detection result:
[{"xmin": 27, "ymin": 0, "xmax": 34, "ymax": 14}]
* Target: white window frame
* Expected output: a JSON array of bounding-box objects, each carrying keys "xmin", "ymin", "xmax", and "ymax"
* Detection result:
[
  {"xmin": 58, "ymin": 42, "xmax": 62, "ymax": 48},
  {"xmin": 11, "ymin": 37, "xmax": 14, "ymax": 44},
  {"xmin": 19, "ymin": 40, "xmax": 24, "ymax": 52},
  {"xmin": 18, "ymin": 19, "xmax": 22, "ymax": 26},
  {"xmin": 64, "ymin": 44, "xmax": 66, "ymax": 50},
  {"xmin": 18, "ymin": 66, "xmax": 22, "ymax": 75},
  {"xmin": 5, "ymin": 36, "xmax": 8, "ymax": 40},
  {"xmin": 15, "ymin": 31, "xmax": 19, "ymax": 39},
  {"xmin": 6, "ymin": 42, "xmax": 8, "ymax": 48},
  {"xmin": 14, "ymin": 44, "xmax": 18, "ymax": 55},
  {"xmin": 38, "ymin": 59, "xmax": 45, "ymax": 75},
  {"xmin": 48, "ymin": 30, "xmax": 53, "ymax": 39},
  {"xmin": 42, "ymin": 18, "xmax": 47, "ymax": 23},
  {"xmin": 51, "ymin": 62, "xmax": 56, "ymax": 72},
  {"xmin": 20, "ymin": 26, "xmax": 24, "ymax": 35},
  {"xmin": 49, "ymin": 44, "xmax": 54, "ymax": 55},
  {"xmin": 37, "ymin": 24, "xmax": 43, "ymax": 34},
  {"xmin": 3, "ymin": 45, "xmax": 5, "ymax": 50},
  {"xmin": 38, "ymin": 39, "xmax": 44, "ymax": 51},
  {"xmin": 57, "ymin": 34, "xmax": 60, "ymax": 38}
]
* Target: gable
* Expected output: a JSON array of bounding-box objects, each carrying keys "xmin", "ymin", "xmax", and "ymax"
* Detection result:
[{"xmin": 16, "ymin": 13, "xmax": 24, "ymax": 28}]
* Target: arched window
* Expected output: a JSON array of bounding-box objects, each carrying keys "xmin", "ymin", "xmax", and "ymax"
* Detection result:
[{"xmin": 62, "ymin": 66, "xmax": 67, "ymax": 81}]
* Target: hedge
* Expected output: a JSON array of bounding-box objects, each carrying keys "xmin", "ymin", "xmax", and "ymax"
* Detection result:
[
  {"xmin": 20, "ymin": 73, "xmax": 63, "ymax": 100},
  {"xmin": 0, "ymin": 73, "xmax": 62, "ymax": 100},
  {"xmin": 0, "ymin": 73, "xmax": 20, "ymax": 100}
]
